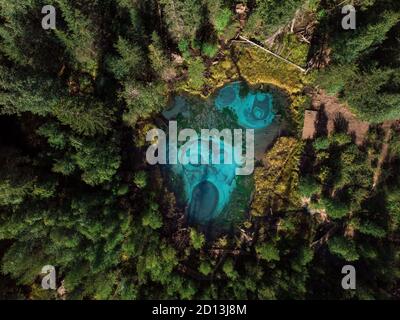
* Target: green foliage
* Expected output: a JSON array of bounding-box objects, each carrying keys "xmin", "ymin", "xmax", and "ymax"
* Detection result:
[
  {"xmin": 159, "ymin": 0, "xmax": 203, "ymax": 43},
  {"xmin": 213, "ymin": 8, "xmax": 232, "ymax": 35},
  {"xmin": 389, "ymin": 131, "xmax": 400, "ymax": 158},
  {"xmin": 328, "ymin": 236, "xmax": 359, "ymax": 261},
  {"xmin": 245, "ymin": 0, "xmax": 304, "ymax": 38},
  {"xmin": 0, "ymin": 172, "xmax": 33, "ymax": 207},
  {"xmin": 317, "ymin": 3, "xmax": 400, "ymax": 123},
  {"xmin": 316, "ymin": 64, "xmax": 357, "ymax": 95},
  {"xmin": 357, "ymin": 221, "xmax": 386, "ymax": 238},
  {"xmin": 0, "ymin": 67, "xmax": 61, "ymax": 116},
  {"xmin": 291, "ymin": 246, "xmax": 313, "ymax": 272},
  {"xmin": 387, "ymin": 186, "xmax": 400, "ymax": 228},
  {"xmin": 299, "ymin": 176, "xmax": 320, "ymax": 197},
  {"xmin": 122, "ymin": 81, "xmax": 168, "ymax": 127},
  {"xmin": 309, "ymin": 131, "xmax": 373, "ymax": 218},
  {"xmin": 0, "ymin": 0, "xmax": 62, "ymax": 71},
  {"xmin": 252, "ymin": 137, "xmax": 303, "ymax": 216},
  {"xmin": 187, "ymin": 58, "xmax": 205, "ymax": 91},
  {"xmin": 142, "ymin": 202, "xmax": 163, "ymax": 230},
  {"xmin": 37, "ymin": 123, "xmax": 67, "ymax": 150},
  {"xmin": 46, "ymin": 132, "xmax": 121, "ymax": 187},
  {"xmin": 137, "ymin": 241, "xmax": 177, "ymax": 285},
  {"xmin": 149, "ymin": 32, "xmax": 175, "ymax": 81},
  {"xmin": 256, "ymin": 243, "xmax": 280, "ymax": 262},
  {"xmin": 133, "ymin": 171, "xmax": 148, "ymax": 189},
  {"xmin": 0, "ymin": 149, "xmax": 56, "ymax": 208},
  {"xmin": 108, "ymin": 37, "xmax": 145, "ymax": 81},
  {"xmin": 72, "ymin": 139, "xmax": 121, "ymax": 186},
  {"xmin": 313, "ymin": 137, "xmax": 330, "ymax": 151},
  {"xmin": 189, "ymin": 228, "xmax": 205, "ymax": 250},
  {"xmin": 344, "ymin": 68, "xmax": 400, "ymax": 123},
  {"xmin": 202, "ymin": 42, "xmax": 219, "ymax": 58},
  {"xmin": 222, "ymin": 259, "xmax": 238, "ymax": 280},
  {"xmin": 0, "ymin": 0, "xmax": 399, "ymax": 301},
  {"xmin": 178, "ymin": 39, "xmax": 191, "ymax": 59},
  {"xmin": 55, "ymin": 0, "xmax": 102, "ymax": 76},
  {"xmin": 198, "ymin": 261, "xmax": 212, "ymax": 276},
  {"xmin": 53, "ymin": 97, "xmax": 113, "ymax": 136},
  {"xmin": 330, "ymin": 133, "xmax": 352, "ymax": 147},
  {"xmin": 332, "ymin": 11, "xmax": 400, "ymax": 64},
  {"xmin": 321, "ymin": 197, "xmax": 349, "ymax": 219}
]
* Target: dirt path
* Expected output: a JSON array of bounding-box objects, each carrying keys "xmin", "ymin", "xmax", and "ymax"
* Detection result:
[
  {"xmin": 310, "ymin": 90, "xmax": 370, "ymax": 146},
  {"xmin": 310, "ymin": 91, "xmax": 396, "ymax": 189}
]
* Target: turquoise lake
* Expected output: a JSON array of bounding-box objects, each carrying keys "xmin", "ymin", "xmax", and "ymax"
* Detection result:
[
  {"xmin": 163, "ymin": 82, "xmax": 281, "ymax": 226},
  {"xmin": 215, "ymin": 82, "xmax": 275, "ymax": 129}
]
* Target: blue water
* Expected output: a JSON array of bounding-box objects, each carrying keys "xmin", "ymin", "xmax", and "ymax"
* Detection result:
[
  {"xmin": 215, "ymin": 82, "xmax": 275, "ymax": 129},
  {"xmin": 166, "ymin": 82, "xmax": 276, "ymax": 225},
  {"xmin": 170, "ymin": 137, "xmax": 239, "ymax": 224}
]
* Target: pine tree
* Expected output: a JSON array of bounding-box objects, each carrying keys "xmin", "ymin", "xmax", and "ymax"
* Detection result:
[
  {"xmin": 54, "ymin": 0, "xmax": 102, "ymax": 76},
  {"xmin": 332, "ymin": 10, "xmax": 400, "ymax": 64},
  {"xmin": 159, "ymin": 0, "xmax": 203, "ymax": 43}
]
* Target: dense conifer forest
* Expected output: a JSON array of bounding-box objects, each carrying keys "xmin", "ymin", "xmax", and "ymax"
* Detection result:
[{"xmin": 0, "ymin": 0, "xmax": 399, "ymax": 300}]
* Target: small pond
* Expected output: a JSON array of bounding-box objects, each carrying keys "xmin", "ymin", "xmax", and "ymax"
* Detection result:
[{"xmin": 162, "ymin": 81, "xmax": 289, "ymax": 231}]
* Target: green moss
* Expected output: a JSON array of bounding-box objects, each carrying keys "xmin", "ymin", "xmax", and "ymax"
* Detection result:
[
  {"xmin": 206, "ymin": 51, "xmax": 239, "ymax": 90},
  {"xmin": 235, "ymin": 45, "xmax": 305, "ymax": 94},
  {"xmin": 281, "ymin": 33, "xmax": 309, "ymax": 66},
  {"xmin": 187, "ymin": 57, "xmax": 206, "ymax": 91}
]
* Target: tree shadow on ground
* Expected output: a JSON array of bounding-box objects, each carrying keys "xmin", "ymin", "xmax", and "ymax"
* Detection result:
[{"xmin": 315, "ymin": 104, "xmax": 328, "ymax": 137}]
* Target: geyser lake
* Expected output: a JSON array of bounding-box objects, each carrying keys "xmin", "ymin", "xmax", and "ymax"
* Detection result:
[{"xmin": 162, "ymin": 81, "xmax": 288, "ymax": 233}]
